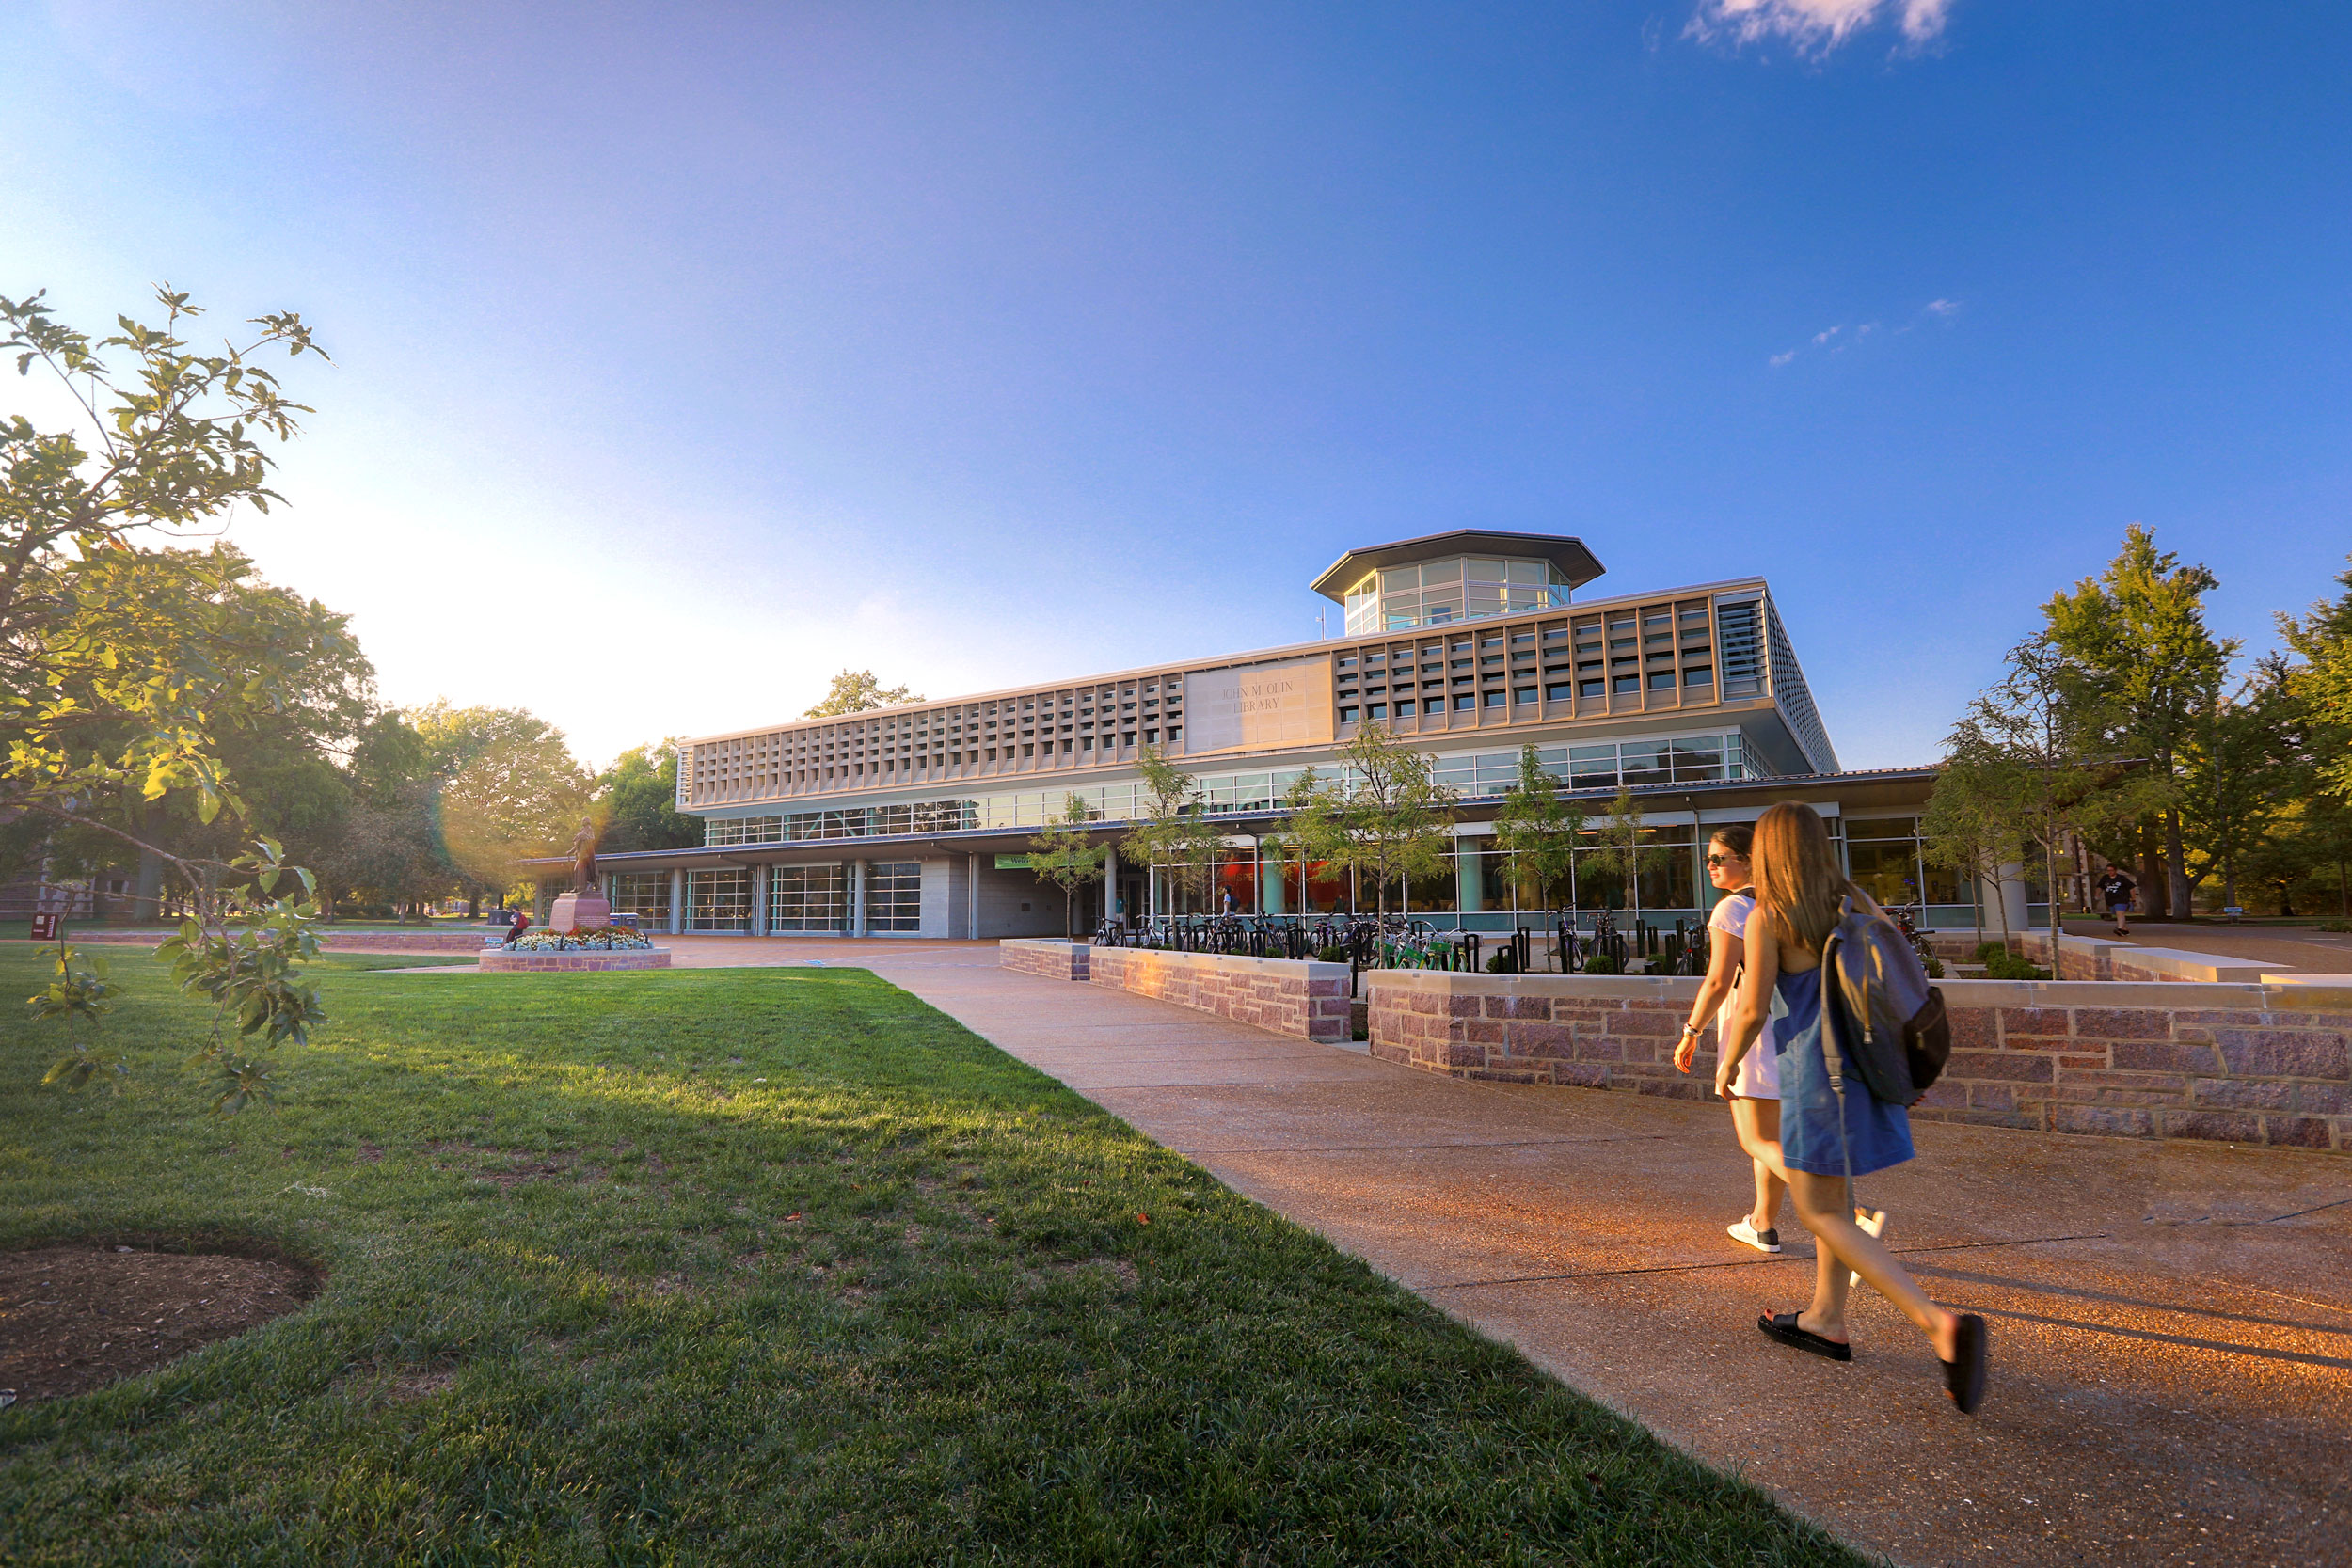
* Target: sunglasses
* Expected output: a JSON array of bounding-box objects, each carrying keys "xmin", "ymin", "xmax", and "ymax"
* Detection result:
[{"xmin": 1705, "ymin": 852, "xmax": 1742, "ymax": 867}]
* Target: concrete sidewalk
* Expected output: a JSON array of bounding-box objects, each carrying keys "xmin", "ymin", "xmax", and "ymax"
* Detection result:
[{"xmin": 839, "ymin": 948, "xmax": 2351, "ymax": 1568}]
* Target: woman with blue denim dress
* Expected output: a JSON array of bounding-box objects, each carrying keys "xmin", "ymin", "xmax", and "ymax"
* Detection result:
[{"xmin": 1716, "ymin": 802, "xmax": 1989, "ymax": 1414}]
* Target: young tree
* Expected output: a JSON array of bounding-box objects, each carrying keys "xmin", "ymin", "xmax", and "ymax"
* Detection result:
[
  {"xmin": 1289, "ymin": 724, "xmax": 1456, "ymax": 918},
  {"xmin": 1491, "ymin": 745, "xmax": 1581, "ymax": 914},
  {"xmin": 1120, "ymin": 745, "xmax": 1224, "ymax": 911},
  {"xmin": 803, "ymin": 670, "xmax": 923, "ymax": 718},
  {"xmin": 1, "ymin": 288, "xmax": 330, "ymax": 895},
  {"xmin": 1922, "ymin": 717, "xmax": 2029, "ymax": 945},
  {"xmin": 1582, "ymin": 783, "xmax": 1675, "ymax": 923},
  {"xmin": 1026, "ymin": 792, "xmax": 1107, "ymax": 937},
  {"xmin": 2042, "ymin": 525, "xmax": 2236, "ymax": 919},
  {"xmin": 598, "ymin": 741, "xmax": 703, "ymax": 853}
]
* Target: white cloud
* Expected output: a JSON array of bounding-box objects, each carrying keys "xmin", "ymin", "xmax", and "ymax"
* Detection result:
[
  {"xmin": 1812, "ymin": 325, "xmax": 1845, "ymax": 346},
  {"xmin": 1687, "ymin": 0, "xmax": 1954, "ymax": 56},
  {"xmin": 1925, "ymin": 297, "xmax": 1963, "ymax": 317},
  {"xmin": 1769, "ymin": 349, "xmax": 1799, "ymax": 367}
]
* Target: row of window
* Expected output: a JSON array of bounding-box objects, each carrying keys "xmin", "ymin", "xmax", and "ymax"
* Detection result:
[
  {"xmin": 619, "ymin": 863, "xmax": 925, "ymax": 933},
  {"xmin": 694, "ymin": 735, "xmax": 1764, "ymax": 846}
]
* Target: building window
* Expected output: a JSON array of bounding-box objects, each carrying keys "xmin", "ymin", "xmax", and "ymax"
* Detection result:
[
  {"xmin": 1685, "ymin": 666, "xmax": 1713, "ymax": 687},
  {"xmin": 1547, "ymin": 683, "xmax": 1573, "ymax": 702},
  {"xmin": 1393, "ymin": 699, "xmax": 1415, "ymax": 716},
  {"xmin": 686, "ymin": 868, "xmax": 751, "ymax": 932},
  {"xmin": 1613, "ymin": 675, "xmax": 1639, "ymax": 694},
  {"xmin": 1513, "ymin": 687, "xmax": 1537, "ymax": 704},
  {"xmin": 769, "ymin": 864, "xmax": 847, "ymax": 932},
  {"xmin": 866, "ymin": 862, "xmax": 922, "ymax": 932},
  {"xmin": 1579, "ymin": 680, "xmax": 1603, "ymax": 698},
  {"xmin": 609, "ymin": 872, "xmax": 672, "ymax": 927},
  {"xmin": 1454, "ymin": 694, "xmax": 1475, "ymax": 710},
  {"xmin": 1366, "ymin": 704, "xmax": 1386, "ymax": 720},
  {"xmin": 1482, "ymin": 689, "xmax": 1505, "ymax": 706},
  {"xmin": 1648, "ymin": 670, "xmax": 1677, "ymax": 689},
  {"xmin": 1339, "ymin": 706, "xmax": 1359, "ymax": 723}
]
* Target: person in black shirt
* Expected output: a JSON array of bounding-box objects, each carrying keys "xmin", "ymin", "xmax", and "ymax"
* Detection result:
[{"xmin": 2095, "ymin": 867, "xmax": 2137, "ymax": 936}]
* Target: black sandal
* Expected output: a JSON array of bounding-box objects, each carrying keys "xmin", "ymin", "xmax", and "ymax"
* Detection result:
[
  {"xmin": 1941, "ymin": 1313, "xmax": 1989, "ymax": 1414},
  {"xmin": 1757, "ymin": 1311, "xmax": 1852, "ymax": 1362}
]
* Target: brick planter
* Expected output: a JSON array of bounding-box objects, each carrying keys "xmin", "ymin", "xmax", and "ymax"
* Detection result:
[
  {"xmin": 1365, "ymin": 971, "xmax": 2351, "ymax": 1153},
  {"xmin": 1089, "ymin": 947, "xmax": 1352, "ymax": 1044},
  {"xmin": 478, "ymin": 946, "xmax": 672, "ymax": 973},
  {"xmin": 999, "ymin": 939, "xmax": 1090, "ymax": 981}
]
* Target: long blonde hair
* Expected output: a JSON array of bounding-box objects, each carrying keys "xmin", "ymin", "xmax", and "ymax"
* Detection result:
[{"xmin": 1752, "ymin": 801, "xmax": 1858, "ymax": 954}]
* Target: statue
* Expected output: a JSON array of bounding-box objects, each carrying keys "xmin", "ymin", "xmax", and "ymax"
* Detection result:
[{"xmin": 568, "ymin": 816, "xmax": 600, "ymax": 893}]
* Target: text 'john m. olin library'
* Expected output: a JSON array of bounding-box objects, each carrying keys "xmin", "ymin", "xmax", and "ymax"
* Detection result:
[{"xmin": 581, "ymin": 531, "xmax": 1985, "ymax": 939}]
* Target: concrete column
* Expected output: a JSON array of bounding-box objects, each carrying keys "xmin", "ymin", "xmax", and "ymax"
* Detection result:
[
  {"xmin": 1104, "ymin": 844, "xmax": 1120, "ymax": 925},
  {"xmin": 1458, "ymin": 835, "xmax": 1486, "ymax": 914},
  {"xmin": 850, "ymin": 860, "xmax": 868, "ymax": 938},
  {"xmin": 1147, "ymin": 863, "xmax": 1159, "ymax": 919},
  {"xmin": 1260, "ymin": 839, "xmax": 1286, "ymax": 913},
  {"xmin": 1980, "ymin": 863, "xmax": 2029, "ymax": 937},
  {"xmin": 967, "ymin": 853, "xmax": 980, "ymax": 940},
  {"xmin": 750, "ymin": 863, "xmax": 768, "ymax": 936},
  {"xmin": 669, "ymin": 868, "xmax": 685, "ymax": 935}
]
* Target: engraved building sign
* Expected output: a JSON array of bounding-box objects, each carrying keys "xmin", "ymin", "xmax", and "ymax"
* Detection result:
[{"xmin": 1181, "ymin": 658, "xmax": 1335, "ymax": 755}]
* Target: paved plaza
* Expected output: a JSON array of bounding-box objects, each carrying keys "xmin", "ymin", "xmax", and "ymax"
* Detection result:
[{"xmin": 388, "ymin": 933, "xmax": 2350, "ymax": 1567}]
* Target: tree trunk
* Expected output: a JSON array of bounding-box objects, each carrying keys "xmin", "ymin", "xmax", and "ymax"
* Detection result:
[
  {"xmin": 2137, "ymin": 820, "xmax": 2169, "ymax": 920},
  {"xmin": 2163, "ymin": 805, "xmax": 2192, "ymax": 923},
  {"xmin": 2339, "ymin": 860, "xmax": 2348, "ymax": 918}
]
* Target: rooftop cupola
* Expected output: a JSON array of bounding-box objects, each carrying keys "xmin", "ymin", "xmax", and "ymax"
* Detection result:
[{"xmin": 1310, "ymin": 530, "xmax": 1605, "ymax": 637}]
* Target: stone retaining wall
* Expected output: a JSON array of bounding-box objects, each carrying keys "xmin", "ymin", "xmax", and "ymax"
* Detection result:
[
  {"xmin": 1366, "ymin": 971, "xmax": 2350, "ymax": 1153},
  {"xmin": 478, "ymin": 947, "xmax": 672, "ymax": 972},
  {"xmin": 2012, "ymin": 930, "xmax": 2280, "ymax": 984},
  {"xmin": 999, "ymin": 938, "xmax": 1090, "ymax": 981},
  {"xmin": 1088, "ymin": 947, "xmax": 1352, "ymax": 1044}
]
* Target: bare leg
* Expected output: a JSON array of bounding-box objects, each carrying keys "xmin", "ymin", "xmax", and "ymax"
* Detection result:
[
  {"xmin": 1788, "ymin": 1170, "xmax": 1958, "ymax": 1359},
  {"xmin": 1729, "ymin": 1097, "xmax": 1789, "ymax": 1229}
]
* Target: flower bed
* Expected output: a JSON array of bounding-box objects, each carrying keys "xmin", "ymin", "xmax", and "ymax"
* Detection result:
[{"xmin": 504, "ymin": 927, "xmax": 655, "ymax": 953}]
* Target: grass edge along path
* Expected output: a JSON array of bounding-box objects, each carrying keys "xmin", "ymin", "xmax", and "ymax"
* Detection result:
[{"xmin": 0, "ymin": 951, "xmax": 1866, "ymax": 1566}]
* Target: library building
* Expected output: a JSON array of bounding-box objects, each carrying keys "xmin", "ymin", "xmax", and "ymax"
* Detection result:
[{"xmin": 562, "ymin": 530, "xmax": 2010, "ymax": 941}]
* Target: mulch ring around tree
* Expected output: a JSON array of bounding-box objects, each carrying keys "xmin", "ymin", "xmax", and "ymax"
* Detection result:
[{"xmin": 0, "ymin": 1238, "xmax": 323, "ymax": 1404}]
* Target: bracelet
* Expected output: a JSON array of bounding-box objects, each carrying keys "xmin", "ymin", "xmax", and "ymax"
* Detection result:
[{"xmin": 1679, "ymin": 1023, "xmax": 1702, "ymax": 1038}]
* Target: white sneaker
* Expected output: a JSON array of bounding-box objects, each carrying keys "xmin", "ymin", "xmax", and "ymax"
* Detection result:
[
  {"xmin": 1728, "ymin": 1217, "xmax": 1782, "ymax": 1253},
  {"xmin": 1850, "ymin": 1209, "xmax": 1887, "ymax": 1291}
]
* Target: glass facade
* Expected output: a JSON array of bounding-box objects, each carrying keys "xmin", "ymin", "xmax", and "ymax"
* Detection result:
[
  {"xmin": 608, "ymin": 871, "xmax": 672, "ymax": 927},
  {"xmin": 1343, "ymin": 555, "xmax": 1576, "ymax": 636},
  {"xmin": 768, "ymin": 863, "xmax": 847, "ymax": 932},
  {"xmin": 686, "ymin": 867, "xmax": 752, "ymax": 932},
  {"xmin": 866, "ymin": 862, "xmax": 923, "ymax": 932},
  {"xmin": 1843, "ymin": 816, "xmax": 1962, "ymax": 910}
]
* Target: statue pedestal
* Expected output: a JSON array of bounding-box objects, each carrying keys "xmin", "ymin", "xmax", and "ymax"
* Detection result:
[{"xmin": 549, "ymin": 893, "xmax": 612, "ymax": 932}]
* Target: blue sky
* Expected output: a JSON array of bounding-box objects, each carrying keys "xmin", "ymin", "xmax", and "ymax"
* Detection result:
[{"xmin": 3, "ymin": 1, "xmax": 2344, "ymax": 768}]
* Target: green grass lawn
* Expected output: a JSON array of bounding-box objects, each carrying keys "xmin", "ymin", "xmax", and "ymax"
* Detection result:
[{"xmin": 0, "ymin": 945, "xmax": 1858, "ymax": 1566}]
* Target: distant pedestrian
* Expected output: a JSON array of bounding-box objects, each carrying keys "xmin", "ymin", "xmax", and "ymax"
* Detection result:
[
  {"xmin": 1673, "ymin": 826, "xmax": 1790, "ymax": 1253},
  {"xmin": 2096, "ymin": 865, "xmax": 2137, "ymax": 937},
  {"xmin": 504, "ymin": 910, "xmax": 532, "ymax": 946},
  {"xmin": 1717, "ymin": 801, "xmax": 1988, "ymax": 1414}
]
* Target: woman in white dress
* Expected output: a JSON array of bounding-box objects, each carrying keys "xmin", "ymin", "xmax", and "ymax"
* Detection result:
[{"xmin": 1673, "ymin": 826, "xmax": 1789, "ymax": 1250}]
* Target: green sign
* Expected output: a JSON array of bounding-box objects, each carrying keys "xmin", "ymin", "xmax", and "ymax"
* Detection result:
[{"xmin": 995, "ymin": 854, "xmax": 1034, "ymax": 870}]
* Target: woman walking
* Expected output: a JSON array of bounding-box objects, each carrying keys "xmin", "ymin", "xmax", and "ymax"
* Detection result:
[
  {"xmin": 1673, "ymin": 826, "xmax": 1789, "ymax": 1252},
  {"xmin": 1716, "ymin": 802, "xmax": 1990, "ymax": 1413}
]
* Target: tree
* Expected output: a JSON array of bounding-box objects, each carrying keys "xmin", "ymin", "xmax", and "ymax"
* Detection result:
[
  {"xmin": 804, "ymin": 669, "xmax": 923, "ymax": 718},
  {"xmin": 1922, "ymin": 716, "xmax": 2029, "ymax": 946},
  {"xmin": 1026, "ymin": 792, "xmax": 1107, "ymax": 937},
  {"xmin": 1285, "ymin": 724, "xmax": 1456, "ymax": 918},
  {"xmin": 2042, "ymin": 525, "xmax": 2236, "ymax": 919},
  {"xmin": 1965, "ymin": 634, "xmax": 2153, "ymax": 944},
  {"xmin": 411, "ymin": 703, "xmax": 592, "ymax": 911},
  {"xmin": 1120, "ymin": 745, "xmax": 1224, "ymax": 911},
  {"xmin": 598, "ymin": 741, "xmax": 702, "ymax": 853},
  {"xmin": 1491, "ymin": 745, "xmax": 1581, "ymax": 912},
  {"xmin": 2277, "ymin": 554, "xmax": 2352, "ymax": 800},
  {"xmin": 1, "ymin": 287, "xmax": 330, "ymax": 898},
  {"xmin": 1581, "ymin": 784, "xmax": 1675, "ymax": 922},
  {"xmin": 2178, "ymin": 665, "xmax": 2294, "ymax": 914}
]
